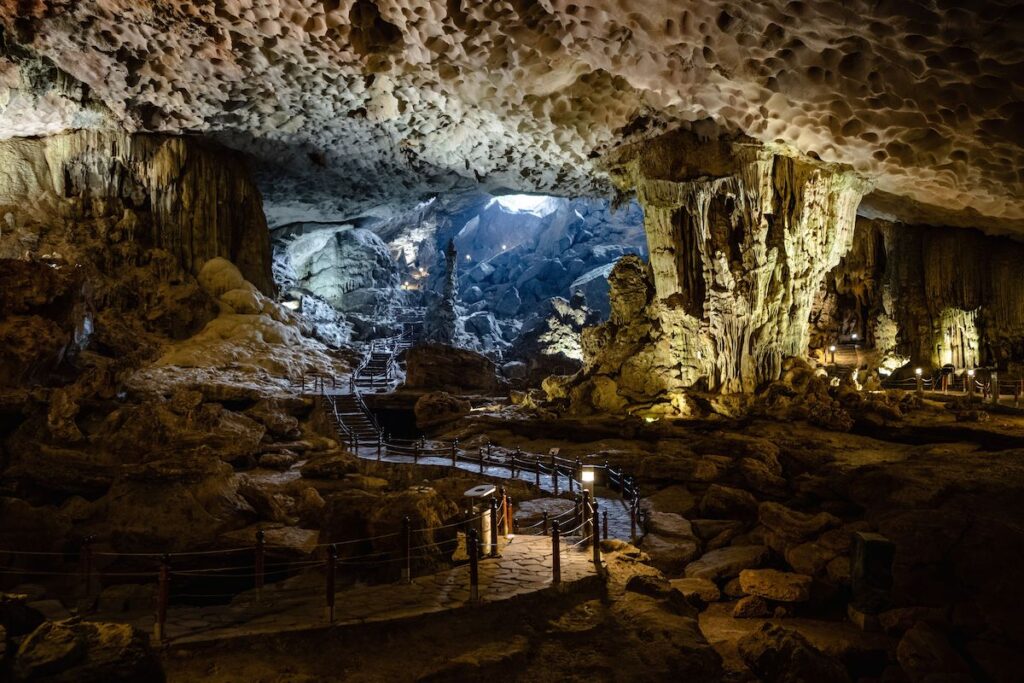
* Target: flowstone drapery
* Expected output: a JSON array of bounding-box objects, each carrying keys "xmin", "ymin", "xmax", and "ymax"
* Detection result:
[{"xmin": 570, "ymin": 134, "xmax": 869, "ymax": 406}]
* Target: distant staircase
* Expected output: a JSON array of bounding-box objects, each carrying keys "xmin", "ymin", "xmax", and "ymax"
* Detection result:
[{"xmin": 322, "ymin": 393, "xmax": 379, "ymax": 447}]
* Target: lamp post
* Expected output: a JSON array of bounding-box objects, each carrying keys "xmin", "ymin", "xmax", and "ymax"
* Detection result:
[
  {"xmin": 581, "ymin": 466, "xmax": 595, "ymax": 496},
  {"xmin": 829, "ymin": 344, "xmax": 836, "ymax": 364},
  {"xmin": 915, "ymin": 367, "xmax": 923, "ymax": 395},
  {"xmin": 967, "ymin": 368, "xmax": 975, "ymax": 398}
]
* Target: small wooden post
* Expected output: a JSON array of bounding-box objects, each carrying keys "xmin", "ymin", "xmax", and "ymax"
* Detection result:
[
  {"xmin": 468, "ymin": 528, "xmax": 480, "ymax": 602},
  {"xmin": 401, "ymin": 516, "xmax": 412, "ymax": 583},
  {"xmin": 325, "ymin": 544, "xmax": 336, "ymax": 622},
  {"xmin": 489, "ymin": 497, "xmax": 499, "ymax": 557},
  {"xmin": 551, "ymin": 520, "xmax": 561, "ymax": 586},
  {"xmin": 505, "ymin": 495, "xmax": 513, "ymax": 537},
  {"xmin": 542, "ymin": 511, "xmax": 549, "ymax": 536},
  {"xmin": 155, "ymin": 554, "xmax": 170, "ymax": 643},
  {"xmin": 254, "ymin": 529, "xmax": 265, "ymax": 600},
  {"xmin": 603, "ymin": 509, "xmax": 609, "ymax": 541}
]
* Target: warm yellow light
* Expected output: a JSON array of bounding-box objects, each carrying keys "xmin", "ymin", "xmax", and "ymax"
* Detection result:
[
  {"xmin": 581, "ymin": 468, "xmax": 595, "ymax": 483},
  {"xmin": 644, "ymin": 416, "xmax": 657, "ymax": 423},
  {"xmin": 968, "ymin": 369, "xmax": 976, "ymax": 377},
  {"xmin": 915, "ymin": 367, "xmax": 923, "ymax": 376},
  {"xmin": 829, "ymin": 345, "xmax": 836, "ymax": 352}
]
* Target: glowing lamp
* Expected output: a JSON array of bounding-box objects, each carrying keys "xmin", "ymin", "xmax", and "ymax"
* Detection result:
[
  {"xmin": 501, "ymin": 244, "xmax": 507, "ymax": 250},
  {"xmin": 829, "ymin": 345, "xmax": 837, "ymax": 352},
  {"xmin": 852, "ymin": 333, "xmax": 859, "ymax": 340},
  {"xmin": 465, "ymin": 254, "xmax": 471, "ymax": 261},
  {"xmin": 968, "ymin": 369, "xmax": 976, "ymax": 377},
  {"xmin": 581, "ymin": 467, "xmax": 595, "ymax": 484},
  {"xmin": 915, "ymin": 367, "xmax": 923, "ymax": 376}
]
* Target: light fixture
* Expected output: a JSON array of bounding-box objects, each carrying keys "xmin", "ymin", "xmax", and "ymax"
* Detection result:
[
  {"xmin": 829, "ymin": 345, "xmax": 837, "ymax": 352},
  {"xmin": 465, "ymin": 254, "xmax": 471, "ymax": 261},
  {"xmin": 968, "ymin": 369, "xmax": 975, "ymax": 377},
  {"xmin": 581, "ymin": 467, "xmax": 595, "ymax": 483},
  {"xmin": 501, "ymin": 244, "xmax": 507, "ymax": 250},
  {"xmin": 915, "ymin": 367, "xmax": 923, "ymax": 376},
  {"xmin": 282, "ymin": 300, "xmax": 300, "ymax": 310},
  {"xmin": 852, "ymin": 333, "xmax": 858, "ymax": 340}
]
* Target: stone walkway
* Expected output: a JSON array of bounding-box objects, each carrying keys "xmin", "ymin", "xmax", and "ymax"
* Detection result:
[
  {"xmin": 94, "ymin": 536, "xmax": 596, "ymax": 646},
  {"xmin": 351, "ymin": 445, "xmax": 636, "ymax": 541}
]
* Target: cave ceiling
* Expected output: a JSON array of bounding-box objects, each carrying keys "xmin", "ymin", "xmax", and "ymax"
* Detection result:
[{"xmin": 1, "ymin": 0, "xmax": 1022, "ymax": 233}]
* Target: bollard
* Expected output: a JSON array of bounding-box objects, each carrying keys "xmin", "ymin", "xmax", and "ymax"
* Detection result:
[
  {"xmin": 603, "ymin": 509, "xmax": 609, "ymax": 541},
  {"xmin": 325, "ymin": 544, "xmax": 337, "ymax": 622},
  {"xmin": 489, "ymin": 497, "xmax": 500, "ymax": 557},
  {"xmin": 254, "ymin": 529, "xmax": 265, "ymax": 599},
  {"xmin": 551, "ymin": 520, "xmax": 562, "ymax": 586},
  {"xmin": 468, "ymin": 528, "xmax": 480, "ymax": 602},
  {"xmin": 155, "ymin": 554, "xmax": 170, "ymax": 643},
  {"xmin": 401, "ymin": 516, "xmax": 411, "ymax": 583},
  {"xmin": 479, "ymin": 446, "xmax": 485, "ymax": 473},
  {"xmin": 542, "ymin": 511, "xmax": 549, "ymax": 536}
]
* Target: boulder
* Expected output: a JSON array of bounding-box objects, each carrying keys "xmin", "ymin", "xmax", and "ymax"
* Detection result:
[
  {"xmin": 13, "ymin": 620, "xmax": 161, "ymax": 682},
  {"xmin": 700, "ymin": 485, "xmax": 759, "ymax": 519},
  {"xmin": 758, "ymin": 502, "xmax": 840, "ymax": 545},
  {"xmin": 739, "ymin": 457, "xmax": 788, "ymax": 497},
  {"xmin": 669, "ymin": 578, "xmax": 721, "ymax": 604},
  {"xmin": 405, "ymin": 343, "xmax": 505, "ymax": 392},
  {"xmin": 300, "ymin": 452, "xmax": 360, "ymax": 479},
  {"xmin": 739, "ymin": 568, "xmax": 813, "ymax": 602},
  {"xmin": 737, "ymin": 623, "xmax": 851, "ymax": 683},
  {"xmin": 244, "ymin": 400, "xmax": 300, "ymax": 439},
  {"xmin": 644, "ymin": 485, "xmax": 697, "ymax": 517},
  {"xmin": 414, "ymin": 391, "xmax": 471, "ymax": 429},
  {"xmin": 258, "ymin": 451, "xmax": 298, "ymax": 470},
  {"xmin": 684, "ymin": 545, "xmax": 770, "ymax": 581},
  {"xmin": 733, "ymin": 595, "xmax": 771, "ymax": 618},
  {"xmin": 641, "ymin": 533, "xmax": 701, "ymax": 575}
]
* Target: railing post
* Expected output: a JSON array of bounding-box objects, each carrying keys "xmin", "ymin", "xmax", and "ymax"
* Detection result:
[
  {"xmin": 535, "ymin": 458, "xmax": 541, "ymax": 488},
  {"xmin": 479, "ymin": 446, "xmax": 484, "ymax": 473},
  {"xmin": 487, "ymin": 440, "xmax": 492, "ymax": 458},
  {"xmin": 489, "ymin": 497, "xmax": 499, "ymax": 557},
  {"xmin": 413, "ymin": 440, "xmax": 419, "ymax": 464},
  {"xmin": 603, "ymin": 509, "xmax": 609, "ymax": 541},
  {"xmin": 630, "ymin": 500, "xmax": 637, "ymax": 544},
  {"xmin": 325, "ymin": 544, "xmax": 336, "ymax": 622},
  {"xmin": 155, "ymin": 554, "xmax": 169, "ymax": 643},
  {"xmin": 451, "ymin": 439, "xmax": 458, "ymax": 467},
  {"xmin": 377, "ymin": 433, "xmax": 382, "ymax": 460},
  {"xmin": 401, "ymin": 516, "xmax": 411, "ymax": 583},
  {"xmin": 592, "ymin": 505, "xmax": 603, "ymax": 574},
  {"xmin": 468, "ymin": 528, "xmax": 480, "ymax": 603},
  {"xmin": 255, "ymin": 529, "xmax": 265, "ymax": 600},
  {"xmin": 551, "ymin": 455, "xmax": 559, "ymax": 494},
  {"xmin": 573, "ymin": 494, "xmax": 581, "ymax": 531},
  {"xmin": 510, "ymin": 450, "xmax": 517, "ymax": 478},
  {"xmin": 505, "ymin": 495, "xmax": 513, "ymax": 537},
  {"xmin": 551, "ymin": 520, "xmax": 561, "ymax": 586},
  {"xmin": 542, "ymin": 511, "xmax": 549, "ymax": 536}
]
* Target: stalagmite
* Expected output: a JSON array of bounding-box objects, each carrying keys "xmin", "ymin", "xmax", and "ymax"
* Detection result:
[{"xmin": 570, "ymin": 132, "xmax": 869, "ymax": 406}]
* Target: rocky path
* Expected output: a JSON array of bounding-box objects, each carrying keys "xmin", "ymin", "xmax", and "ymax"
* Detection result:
[
  {"xmin": 350, "ymin": 444, "xmax": 637, "ymax": 540},
  {"xmin": 91, "ymin": 536, "xmax": 596, "ymax": 646}
]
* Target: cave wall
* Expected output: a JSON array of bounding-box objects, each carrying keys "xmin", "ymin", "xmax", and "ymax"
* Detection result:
[
  {"xmin": 0, "ymin": 130, "xmax": 273, "ymax": 293},
  {"xmin": 824, "ymin": 218, "xmax": 1024, "ymax": 371}
]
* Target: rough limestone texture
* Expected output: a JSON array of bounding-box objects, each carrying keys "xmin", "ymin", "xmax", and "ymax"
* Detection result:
[
  {"xmin": 0, "ymin": 131, "xmax": 273, "ymax": 292},
  {"xmin": 571, "ymin": 133, "xmax": 868, "ymax": 406},
  {"xmin": 3, "ymin": 1, "xmax": 1022, "ymax": 233}
]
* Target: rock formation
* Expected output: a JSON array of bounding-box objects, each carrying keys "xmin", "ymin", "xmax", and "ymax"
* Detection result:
[
  {"xmin": 567, "ymin": 131, "xmax": 868, "ymax": 407},
  {"xmin": 422, "ymin": 240, "xmax": 459, "ymax": 345}
]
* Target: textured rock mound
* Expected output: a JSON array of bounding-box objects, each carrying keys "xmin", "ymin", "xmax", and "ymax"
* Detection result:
[
  {"xmin": 404, "ymin": 343, "xmax": 505, "ymax": 393},
  {"xmin": 14, "ymin": 620, "xmax": 161, "ymax": 682}
]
